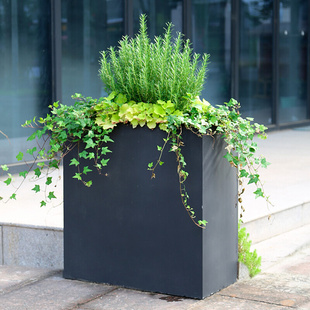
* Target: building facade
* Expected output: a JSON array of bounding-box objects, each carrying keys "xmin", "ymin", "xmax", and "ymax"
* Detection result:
[{"xmin": 1, "ymin": 0, "xmax": 309, "ymax": 164}]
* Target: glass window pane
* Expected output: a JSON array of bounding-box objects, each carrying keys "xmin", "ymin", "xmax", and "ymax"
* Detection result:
[
  {"xmin": 239, "ymin": 0, "xmax": 273, "ymax": 125},
  {"xmin": 192, "ymin": 0, "xmax": 231, "ymax": 105},
  {"xmin": 133, "ymin": 0, "xmax": 183, "ymax": 37},
  {"xmin": 0, "ymin": 0, "xmax": 52, "ymax": 164},
  {"xmin": 61, "ymin": 0, "xmax": 125, "ymax": 101},
  {"xmin": 278, "ymin": 0, "xmax": 308, "ymax": 123}
]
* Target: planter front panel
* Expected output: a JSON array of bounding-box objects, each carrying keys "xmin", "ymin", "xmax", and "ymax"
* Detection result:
[{"xmin": 64, "ymin": 126, "xmax": 237, "ymax": 299}]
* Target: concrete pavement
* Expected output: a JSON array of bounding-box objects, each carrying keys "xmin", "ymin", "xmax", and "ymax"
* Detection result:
[{"xmin": 0, "ymin": 223, "xmax": 310, "ymax": 309}]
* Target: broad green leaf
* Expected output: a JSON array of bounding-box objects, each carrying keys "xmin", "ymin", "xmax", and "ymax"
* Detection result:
[
  {"xmin": 46, "ymin": 177, "xmax": 52, "ymax": 185},
  {"xmin": 40, "ymin": 201, "xmax": 47, "ymax": 207},
  {"xmin": 146, "ymin": 119, "xmax": 156, "ymax": 129},
  {"xmin": 10, "ymin": 193, "xmax": 16, "ymax": 200},
  {"xmin": 115, "ymin": 93, "xmax": 127, "ymax": 104}
]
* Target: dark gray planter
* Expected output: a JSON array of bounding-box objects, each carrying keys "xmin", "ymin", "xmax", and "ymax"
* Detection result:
[{"xmin": 63, "ymin": 125, "xmax": 238, "ymax": 299}]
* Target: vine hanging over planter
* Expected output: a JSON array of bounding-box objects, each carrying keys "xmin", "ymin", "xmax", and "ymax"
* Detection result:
[{"xmin": 0, "ymin": 15, "xmax": 271, "ymax": 228}]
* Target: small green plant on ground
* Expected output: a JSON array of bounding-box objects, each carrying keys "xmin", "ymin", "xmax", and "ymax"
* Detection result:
[
  {"xmin": 238, "ymin": 221, "xmax": 262, "ymax": 277},
  {"xmin": 0, "ymin": 14, "xmax": 271, "ymax": 229}
]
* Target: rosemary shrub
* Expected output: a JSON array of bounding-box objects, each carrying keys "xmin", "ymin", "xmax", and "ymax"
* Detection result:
[{"xmin": 99, "ymin": 14, "xmax": 209, "ymax": 110}]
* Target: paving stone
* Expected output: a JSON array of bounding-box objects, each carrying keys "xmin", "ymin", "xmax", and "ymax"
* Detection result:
[
  {"xmin": 188, "ymin": 294, "xmax": 292, "ymax": 310},
  {"xmin": 0, "ymin": 265, "xmax": 55, "ymax": 293},
  {"xmin": 76, "ymin": 287, "xmax": 199, "ymax": 310},
  {"xmin": 0, "ymin": 273, "xmax": 115, "ymax": 310}
]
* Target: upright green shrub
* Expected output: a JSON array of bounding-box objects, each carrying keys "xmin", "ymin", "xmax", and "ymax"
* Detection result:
[{"xmin": 99, "ymin": 14, "xmax": 209, "ymax": 110}]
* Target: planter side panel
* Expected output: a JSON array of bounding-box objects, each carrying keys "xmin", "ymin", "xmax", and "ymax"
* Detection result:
[
  {"xmin": 202, "ymin": 136, "xmax": 238, "ymax": 297},
  {"xmin": 64, "ymin": 126, "xmax": 204, "ymax": 298}
]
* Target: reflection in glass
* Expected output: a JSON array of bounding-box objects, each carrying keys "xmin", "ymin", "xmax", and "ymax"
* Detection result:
[
  {"xmin": 278, "ymin": 0, "xmax": 308, "ymax": 123},
  {"xmin": 61, "ymin": 0, "xmax": 124, "ymax": 101},
  {"xmin": 133, "ymin": 0, "xmax": 183, "ymax": 38},
  {"xmin": 239, "ymin": 0, "xmax": 273, "ymax": 125},
  {"xmin": 0, "ymin": 0, "xmax": 51, "ymax": 163},
  {"xmin": 192, "ymin": 0, "xmax": 231, "ymax": 105}
]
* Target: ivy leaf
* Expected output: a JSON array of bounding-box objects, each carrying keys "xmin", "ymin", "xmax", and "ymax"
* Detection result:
[
  {"xmin": 26, "ymin": 147, "xmax": 37, "ymax": 156},
  {"xmin": 10, "ymin": 193, "xmax": 16, "ymax": 200},
  {"xmin": 4, "ymin": 177, "xmax": 12, "ymax": 186},
  {"xmin": 85, "ymin": 138, "xmax": 96, "ymax": 149},
  {"xmin": 254, "ymin": 188, "xmax": 264, "ymax": 198},
  {"xmin": 32, "ymin": 185, "xmax": 40, "ymax": 193},
  {"xmin": 101, "ymin": 147, "xmax": 112, "ymax": 155},
  {"xmin": 239, "ymin": 169, "xmax": 249, "ymax": 178},
  {"xmin": 49, "ymin": 159, "xmax": 59, "ymax": 169},
  {"xmin": 87, "ymin": 152, "xmax": 95, "ymax": 159},
  {"xmin": 16, "ymin": 152, "xmax": 24, "ymax": 161},
  {"xmin": 248, "ymin": 174, "xmax": 259, "ymax": 185},
  {"xmin": 83, "ymin": 166, "xmax": 92, "ymax": 175},
  {"xmin": 79, "ymin": 150, "xmax": 88, "ymax": 159},
  {"xmin": 40, "ymin": 201, "xmax": 47, "ymax": 207},
  {"xmin": 19, "ymin": 170, "xmax": 28, "ymax": 178},
  {"xmin": 100, "ymin": 158, "xmax": 110, "ymax": 167},
  {"xmin": 1, "ymin": 164, "xmax": 9, "ymax": 171},
  {"xmin": 70, "ymin": 158, "xmax": 80, "ymax": 166},
  {"xmin": 261, "ymin": 158, "xmax": 270, "ymax": 168},
  {"xmin": 73, "ymin": 173, "xmax": 82, "ymax": 180},
  {"xmin": 34, "ymin": 168, "xmax": 41, "ymax": 178},
  {"xmin": 103, "ymin": 135, "xmax": 113, "ymax": 143},
  {"xmin": 85, "ymin": 180, "xmax": 92, "ymax": 187},
  {"xmin": 48, "ymin": 191, "xmax": 56, "ymax": 200},
  {"xmin": 46, "ymin": 177, "xmax": 52, "ymax": 185}
]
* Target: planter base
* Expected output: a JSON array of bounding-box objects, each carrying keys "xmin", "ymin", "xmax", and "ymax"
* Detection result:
[{"xmin": 64, "ymin": 126, "xmax": 238, "ymax": 299}]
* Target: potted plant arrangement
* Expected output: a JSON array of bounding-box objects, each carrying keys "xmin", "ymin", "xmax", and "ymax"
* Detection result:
[{"xmin": 0, "ymin": 15, "xmax": 269, "ymax": 299}]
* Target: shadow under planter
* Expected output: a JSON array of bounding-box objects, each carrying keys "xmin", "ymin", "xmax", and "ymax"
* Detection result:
[{"xmin": 63, "ymin": 125, "xmax": 238, "ymax": 299}]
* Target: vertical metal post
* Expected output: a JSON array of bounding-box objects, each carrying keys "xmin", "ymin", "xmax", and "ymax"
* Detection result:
[
  {"xmin": 231, "ymin": 0, "xmax": 239, "ymax": 100},
  {"xmin": 51, "ymin": 0, "xmax": 62, "ymax": 103},
  {"xmin": 272, "ymin": 0, "xmax": 279, "ymax": 127},
  {"xmin": 125, "ymin": 0, "xmax": 133, "ymax": 37},
  {"xmin": 307, "ymin": 0, "xmax": 310, "ymax": 119},
  {"xmin": 182, "ymin": 0, "xmax": 191, "ymax": 40}
]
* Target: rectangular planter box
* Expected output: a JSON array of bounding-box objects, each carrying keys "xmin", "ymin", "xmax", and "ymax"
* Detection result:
[{"xmin": 63, "ymin": 125, "xmax": 238, "ymax": 299}]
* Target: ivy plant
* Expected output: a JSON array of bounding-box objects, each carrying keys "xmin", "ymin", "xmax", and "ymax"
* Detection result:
[{"xmin": 0, "ymin": 15, "xmax": 271, "ymax": 229}]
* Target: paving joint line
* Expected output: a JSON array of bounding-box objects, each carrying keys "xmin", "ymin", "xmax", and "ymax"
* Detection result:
[
  {"xmin": 217, "ymin": 293, "xmax": 297, "ymax": 308},
  {"xmin": 66, "ymin": 287, "xmax": 119, "ymax": 310}
]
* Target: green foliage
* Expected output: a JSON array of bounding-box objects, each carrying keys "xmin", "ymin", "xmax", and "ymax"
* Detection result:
[
  {"xmin": 0, "ymin": 15, "xmax": 271, "ymax": 230},
  {"xmin": 238, "ymin": 221, "xmax": 262, "ymax": 277},
  {"xmin": 99, "ymin": 14, "xmax": 209, "ymax": 110}
]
